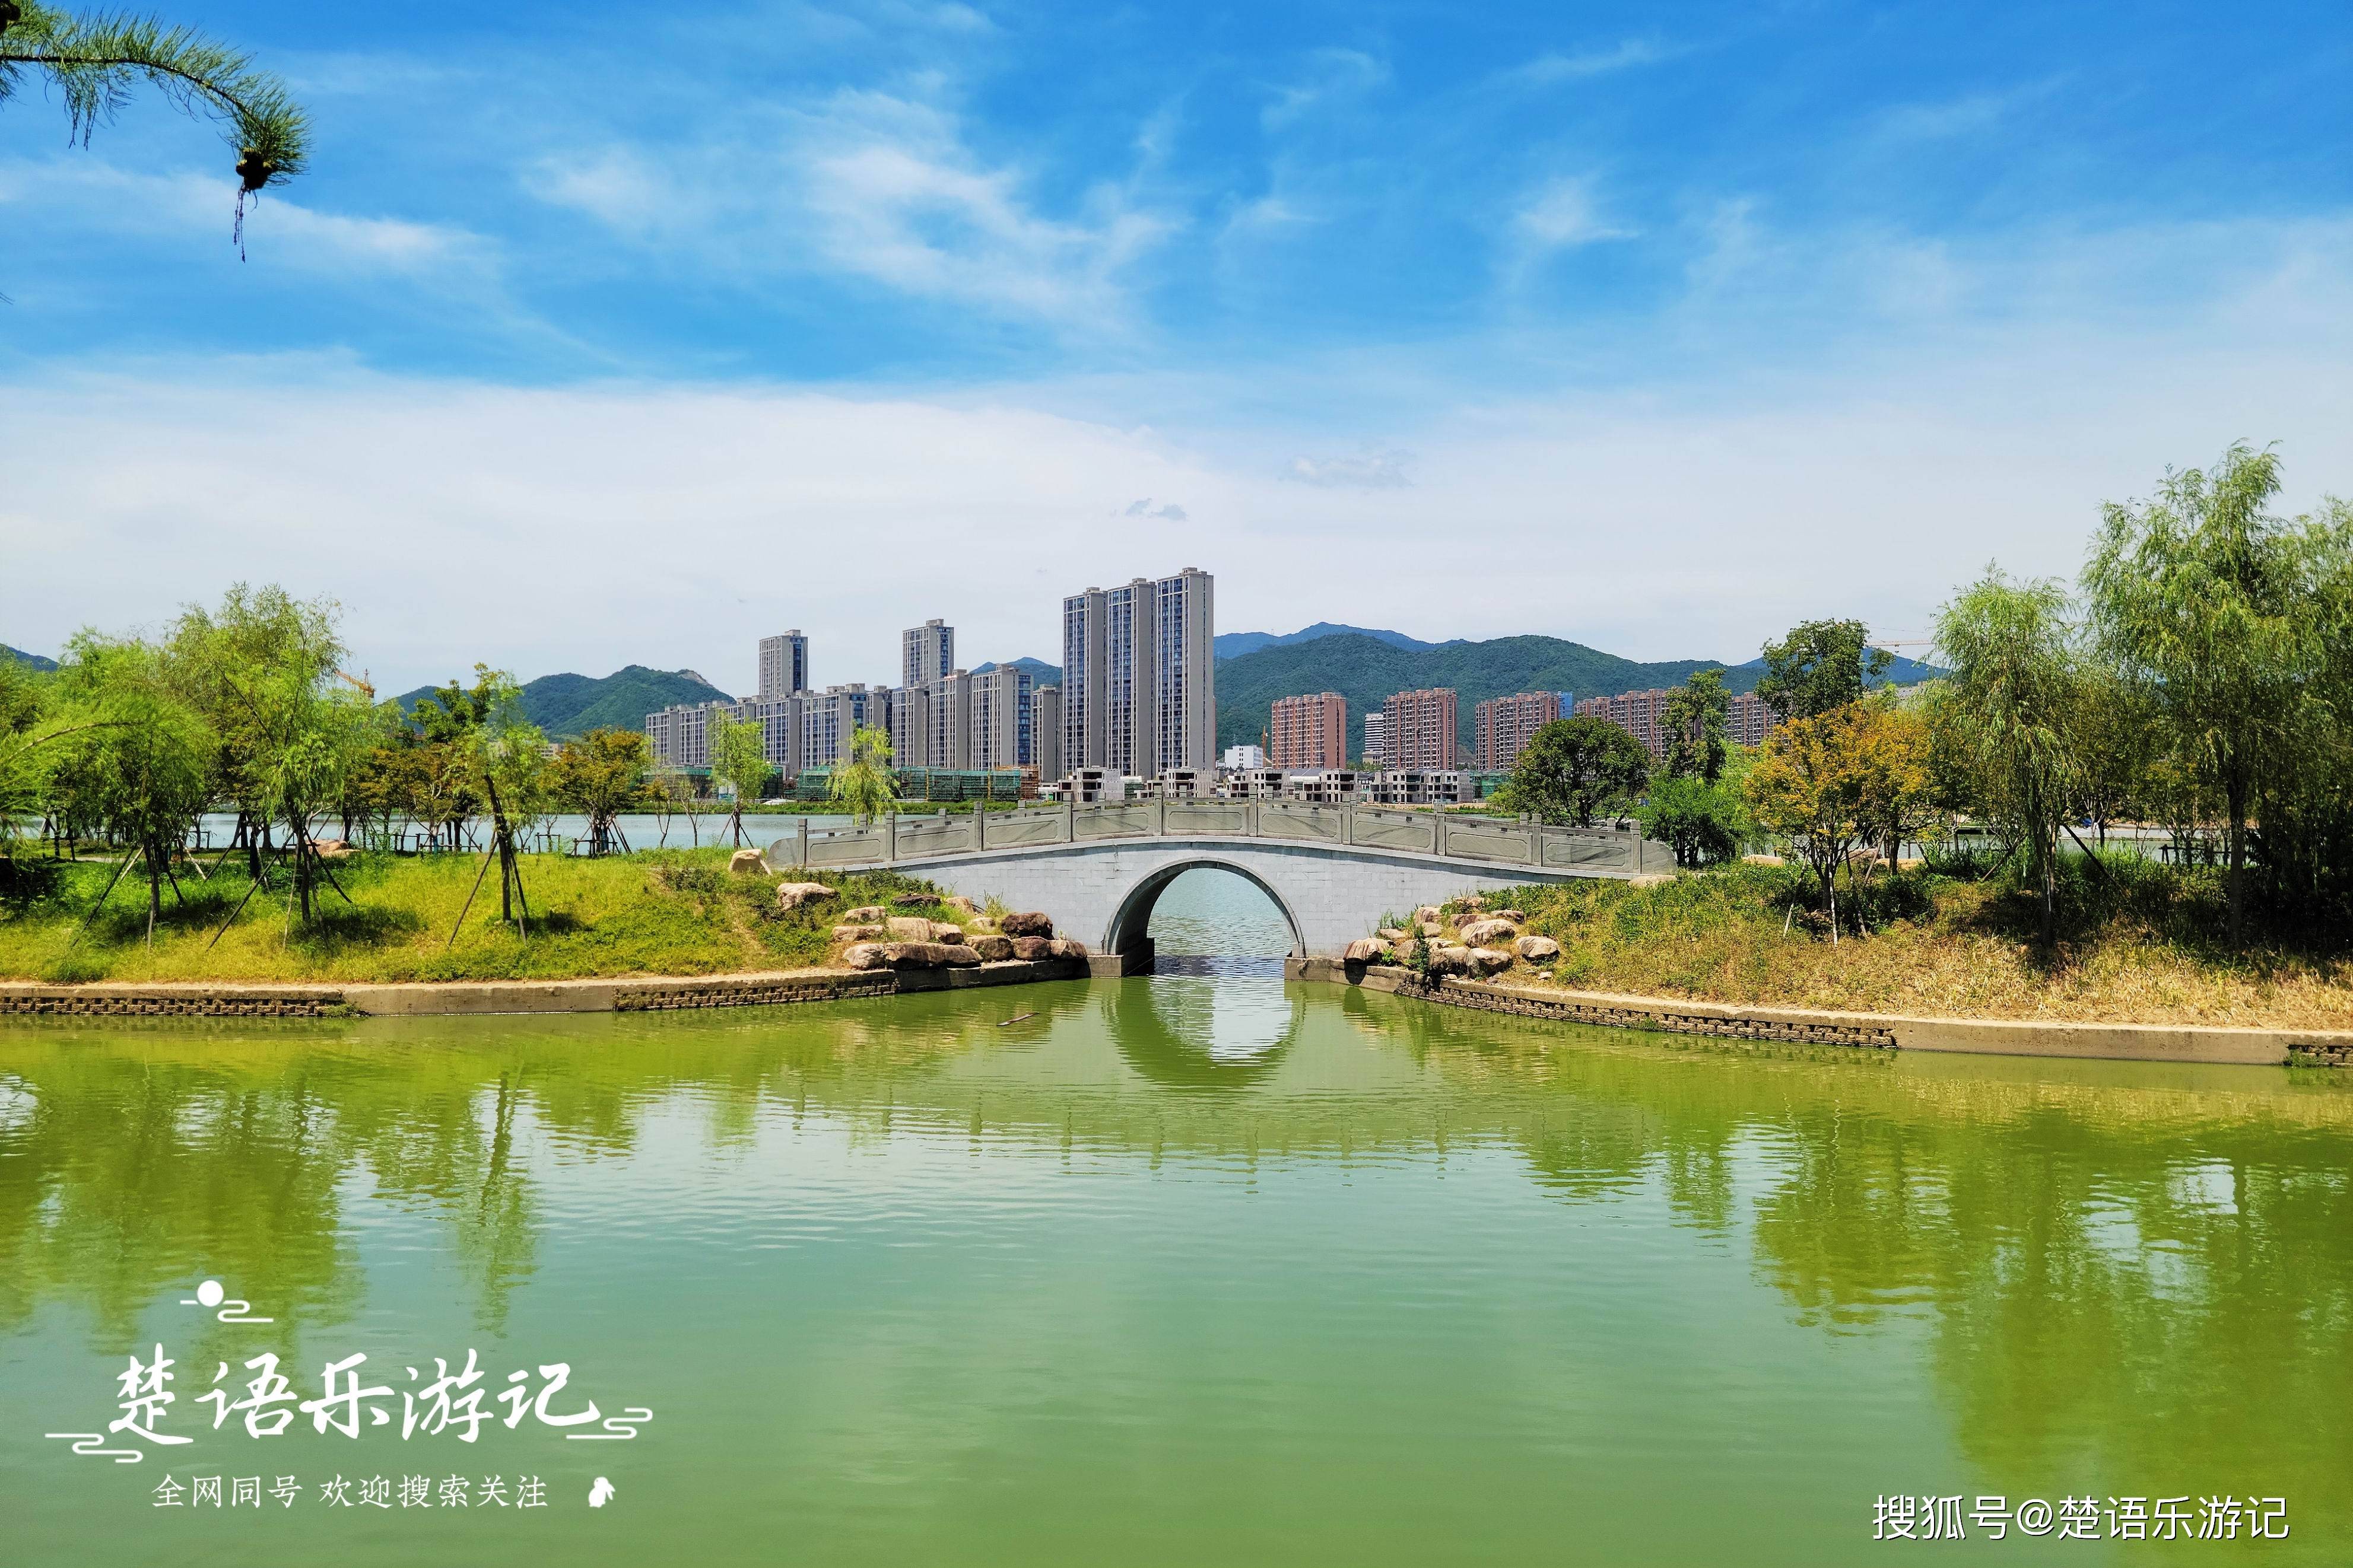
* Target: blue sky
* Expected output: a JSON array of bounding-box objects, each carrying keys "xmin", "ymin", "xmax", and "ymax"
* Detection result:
[{"xmin": 4, "ymin": 1, "xmax": 2349, "ymax": 694}]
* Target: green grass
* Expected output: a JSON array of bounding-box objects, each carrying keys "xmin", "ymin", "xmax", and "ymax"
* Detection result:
[
  {"xmin": 0, "ymin": 850, "xmax": 968, "ymax": 985},
  {"xmin": 1403, "ymin": 858, "xmax": 2353, "ymax": 1029}
]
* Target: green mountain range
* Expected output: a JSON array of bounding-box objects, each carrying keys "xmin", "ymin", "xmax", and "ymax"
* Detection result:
[
  {"xmin": 393, "ymin": 666, "xmax": 733, "ymax": 740},
  {"xmin": 2, "ymin": 644, "xmax": 59, "ymax": 672}
]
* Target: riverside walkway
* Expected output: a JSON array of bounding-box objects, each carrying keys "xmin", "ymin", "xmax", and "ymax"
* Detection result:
[{"xmin": 771, "ymin": 799, "xmax": 1673, "ymax": 965}]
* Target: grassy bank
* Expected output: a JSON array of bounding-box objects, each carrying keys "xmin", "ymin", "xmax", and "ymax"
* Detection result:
[
  {"xmin": 0, "ymin": 850, "xmax": 966, "ymax": 985},
  {"xmin": 1410, "ymin": 860, "xmax": 2353, "ymax": 1029}
]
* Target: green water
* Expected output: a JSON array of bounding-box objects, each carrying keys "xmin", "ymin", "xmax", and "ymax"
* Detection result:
[{"xmin": 3, "ymin": 870, "xmax": 2351, "ymax": 1564}]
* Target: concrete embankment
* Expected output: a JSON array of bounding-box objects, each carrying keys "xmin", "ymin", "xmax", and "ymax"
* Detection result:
[
  {"xmin": 0, "ymin": 956, "xmax": 1092, "ymax": 1020},
  {"xmin": 1287, "ymin": 957, "xmax": 2352, "ymax": 1067}
]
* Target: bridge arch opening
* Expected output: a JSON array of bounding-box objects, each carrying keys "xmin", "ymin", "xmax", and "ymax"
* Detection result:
[{"xmin": 1105, "ymin": 860, "xmax": 1305, "ymax": 975}]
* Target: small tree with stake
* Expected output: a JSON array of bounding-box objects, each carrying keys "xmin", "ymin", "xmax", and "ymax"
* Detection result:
[
  {"xmin": 550, "ymin": 728, "xmax": 650, "ymax": 856},
  {"xmin": 47, "ymin": 634, "xmax": 217, "ymax": 946},
  {"xmin": 0, "ymin": 3, "xmax": 308, "ymax": 249},
  {"xmin": 706, "ymin": 710, "xmax": 771, "ymax": 849}
]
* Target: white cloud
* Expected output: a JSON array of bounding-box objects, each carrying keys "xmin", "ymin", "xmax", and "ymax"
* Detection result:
[
  {"xmin": 1505, "ymin": 39, "xmax": 1678, "ymax": 86},
  {"xmin": 1512, "ymin": 178, "xmax": 1637, "ymax": 252},
  {"xmin": 0, "ymin": 157, "xmax": 492, "ymax": 279},
  {"xmin": 1284, "ymin": 450, "xmax": 1412, "ymax": 489},
  {"xmin": 526, "ymin": 88, "xmax": 1176, "ymax": 332},
  {"xmin": 4, "ymin": 216, "xmax": 2346, "ymax": 684},
  {"xmin": 1262, "ymin": 48, "xmax": 1390, "ymax": 131}
]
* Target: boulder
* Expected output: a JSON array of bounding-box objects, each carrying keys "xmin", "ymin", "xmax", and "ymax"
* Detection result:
[
  {"xmin": 1467, "ymin": 946, "xmax": 1513, "ymax": 975},
  {"xmin": 312, "ymin": 838, "xmax": 357, "ymax": 862},
  {"xmin": 1012, "ymin": 936, "xmax": 1056, "ymax": 961},
  {"xmin": 943, "ymin": 895, "xmax": 979, "ymax": 915},
  {"xmin": 842, "ymin": 943, "xmax": 888, "ymax": 971},
  {"xmin": 891, "ymin": 892, "xmax": 936, "ymax": 908},
  {"xmin": 1047, "ymin": 937, "xmax": 1090, "ymax": 960},
  {"xmin": 1376, "ymin": 926, "xmax": 1410, "ymax": 942},
  {"xmin": 969, "ymin": 934, "xmax": 1016, "ymax": 962},
  {"xmin": 1460, "ymin": 917, "xmax": 1520, "ymax": 946},
  {"xmin": 886, "ymin": 916, "xmax": 936, "ymax": 942},
  {"xmin": 729, "ymin": 848, "xmax": 769, "ymax": 876},
  {"xmin": 931, "ymin": 925, "xmax": 965, "ymax": 944},
  {"xmin": 1423, "ymin": 946, "xmax": 1474, "ymax": 977},
  {"xmin": 1741, "ymin": 854, "xmax": 1784, "ymax": 867},
  {"xmin": 831, "ymin": 923, "xmax": 885, "ymax": 943},
  {"xmin": 1001, "ymin": 911, "xmax": 1055, "ymax": 939},
  {"xmin": 1418, "ymin": 921, "xmax": 1446, "ymax": 939},
  {"xmin": 774, "ymin": 881, "xmax": 837, "ymax": 911},
  {"xmin": 880, "ymin": 941, "xmax": 979, "ymax": 969},
  {"xmin": 1515, "ymin": 934, "xmax": 1562, "ymax": 961},
  {"xmin": 1459, "ymin": 894, "xmax": 1486, "ymax": 912},
  {"xmin": 1488, "ymin": 908, "xmax": 1526, "ymax": 923},
  {"xmin": 1412, "ymin": 905, "xmax": 1442, "ymax": 925},
  {"xmin": 842, "ymin": 905, "xmax": 885, "ymax": 923},
  {"xmin": 1343, "ymin": 937, "xmax": 1389, "ymax": 963}
]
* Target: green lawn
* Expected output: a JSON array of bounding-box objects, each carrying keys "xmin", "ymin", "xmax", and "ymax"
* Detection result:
[{"xmin": 0, "ymin": 849, "xmax": 962, "ymax": 985}]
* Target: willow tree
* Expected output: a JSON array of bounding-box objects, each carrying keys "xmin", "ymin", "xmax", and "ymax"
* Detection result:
[
  {"xmin": 1932, "ymin": 570, "xmax": 2081, "ymax": 942},
  {"xmin": 2084, "ymin": 445, "xmax": 2334, "ymax": 940},
  {"xmin": 1, "ymin": 4, "xmax": 308, "ymax": 240},
  {"xmin": 707, "ymin": 710, "xmax": 771, "ymax": 848},
  {"xmin": 827, "ymin": 724, "xmax": 899, "ymax": 826},
  {"xmin": 46, "ymin": 634, "xmax": 218, "ymax": 944}
]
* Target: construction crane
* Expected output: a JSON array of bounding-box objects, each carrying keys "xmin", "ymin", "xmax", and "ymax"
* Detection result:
[{"xmin": 334, "ymin": 669, "xmax": 375, "ymax": 701}]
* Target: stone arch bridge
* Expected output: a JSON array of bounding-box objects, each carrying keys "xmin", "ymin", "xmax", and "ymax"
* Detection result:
[{"xmin": 771, "ymin": 799, "xmax": 1670, "ymax": 971}]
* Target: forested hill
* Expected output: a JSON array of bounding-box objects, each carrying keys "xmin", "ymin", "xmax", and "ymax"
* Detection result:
[
  {"xmin": 1, "ymin": 644, "xmax": 59, "ymax": 672},
  {"xmin": 393, "ymin": 666, "xmax": 733, "ymax": 740}
]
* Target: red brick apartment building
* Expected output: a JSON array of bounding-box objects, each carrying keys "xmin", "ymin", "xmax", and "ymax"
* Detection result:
[
  {"xmin": 1269, "ymin": 691, "xmax": 1348, "ymax": 770},
  {"xmin": 1475, "ymin": 691, "xmax": 1562, "ymax": 770},
  {"xmin": 1382, "ymin": 688, "xmax": 1458, "ymax": 770}
]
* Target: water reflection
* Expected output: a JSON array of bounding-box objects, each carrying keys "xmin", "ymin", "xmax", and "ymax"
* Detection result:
[
  {"xmin": 1105, "ymin": 977, "xmax": 1302, "ymax": 1087},
  {"xmin": 5, "ymin": 990, "xmax": 2353, "ymax": 1545}
]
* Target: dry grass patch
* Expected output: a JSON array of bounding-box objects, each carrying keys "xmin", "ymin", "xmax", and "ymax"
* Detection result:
[{"xmin": 1411, "ymin": 861, "xmax": 2353, "ymax": 1029}]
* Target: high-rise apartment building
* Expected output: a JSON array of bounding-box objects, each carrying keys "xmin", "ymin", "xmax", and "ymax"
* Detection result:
[
  {"xmin": 742, "ymin": 695, "xmax": 803, "ymax": 775},
  {"xmin": 1576, "ymin": 686, "xmax": 1774, "ymax": 758},
  {"xmin": 1475, "ymin": 691, "xmax": 1563, "ymax": 771},
  {"xmin": 758, "ymin": 631, "xmax": 809, "ymax": 699},
  {"xmin": 887, "ymin": 683, "xmax": 927, "ymax": 767},
  {"xmin": 1382, "ymin": 688, "xmax": 1459, "ymax": 770},
  {"xmin": 1031, "ymin": 685, "xmax": 1062, "ymax": 780},
  {"xmin": 1060, "ymin": 568, "xmax": 1215, "ymax": 776},
  {"xmin": 1360, "ymin": 710, "xmax": 1389, "ymax": 768},
  {"xmin": 972, "ymin": 664, "xmax": 1033, "ymax": 771},
  {"xmin": 925, "ymin": 669, "xmax": 976, "ymax": 769},
  {"xmin": 1575, "ymin": 689, "xmax": 1672, "ymax": 757},
  {"xmin": 1727, "ymin": 691, "xmax": 1773, "ymax": 747},
  {"xmin": 801, "ymin": 684, "xmax": 879, "ymax": 769},
  {"xmin": 646, "ymin": 700, "xmax": 735, "ymax": 769},
  {"xmin": 902, "ymin": 619, "xmax": 954, "ymax": 690},
  {"xmin": 1269, "ymin": 691, "xmax": 1348, "ymax": 770}
]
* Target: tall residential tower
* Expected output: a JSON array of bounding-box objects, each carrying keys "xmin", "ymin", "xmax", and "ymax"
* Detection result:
[{"xmin": 1059, "ymin": 568, "xmax": 1215, "ymax": 777}]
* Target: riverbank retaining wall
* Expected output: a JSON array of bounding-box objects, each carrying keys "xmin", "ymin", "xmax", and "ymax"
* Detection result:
[
  {"xmin": 0, "ymin": 957, "xmax": 1090, "ymax": 1020},
  {"xmin": 1288, "ymin": 957, "xmax": 2351, "ymax": 1067}
]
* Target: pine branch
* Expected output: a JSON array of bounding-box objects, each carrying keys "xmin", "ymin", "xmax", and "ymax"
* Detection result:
[{"xmin": 0, "ymin": 3, "xmax": 309, "ymax": 189}]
